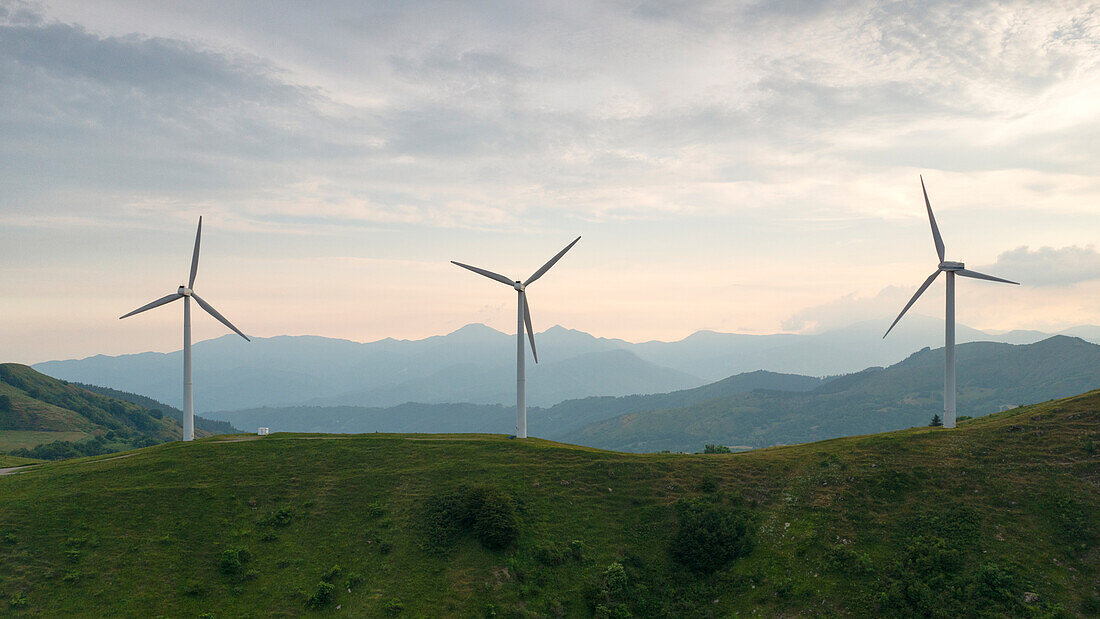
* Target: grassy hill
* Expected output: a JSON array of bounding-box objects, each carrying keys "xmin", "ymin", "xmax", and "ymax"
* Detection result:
[
  {"xmin": 564, "ymin": 336, "xmax": 1100, "ymax": 452},
  {"xmin": 71, "ymin": 382, "xmax": 238, "ymax": 435},
  {"xmin": 0, "ymin": 454, "xmax": 41, "ymax": 468},
  {"xmin": 0, "ymin": 364, "xmax": 185, "ymax": 457},
  {"xmin": 1, "ymin": 389, "xmax": 1097, "ymax": 616}
]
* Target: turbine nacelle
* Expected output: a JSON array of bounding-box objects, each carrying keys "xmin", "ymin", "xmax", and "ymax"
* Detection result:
[
  {"xmin": 939, "ymin": 261, "xmax": 964, "ymax": 271},
  {"xmin": 513, "ymin": 281, "xmax": 524, "ymax": 291},
  {"xmin": 178, "ymin": 286, "xmax": 193, "ymax": 296}
]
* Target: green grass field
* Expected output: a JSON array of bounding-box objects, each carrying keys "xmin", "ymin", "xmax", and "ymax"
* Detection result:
[
  {"xmin": 0, "ymin": 454, "xmax": 42, "ymax": 468},
  {"xmin": 1, "ymin": 391, "xmax": 1097, "ymax": 616},
  {"xmin": 0, "ymin": 431, "xmax": 89, "ymax": 452}
]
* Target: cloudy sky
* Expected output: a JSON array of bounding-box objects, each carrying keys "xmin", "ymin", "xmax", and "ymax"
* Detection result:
[{"xmin": 2, "ymin": 0, "xmax": 1099, "ymax": 363}]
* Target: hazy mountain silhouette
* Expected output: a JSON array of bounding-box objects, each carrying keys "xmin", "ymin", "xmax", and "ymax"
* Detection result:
[{"xmin": 32, "ymin": 318, "xmax": 1097, "ymax": 412}]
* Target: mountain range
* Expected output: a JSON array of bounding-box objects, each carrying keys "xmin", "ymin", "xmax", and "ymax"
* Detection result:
[
  {"xmin": 32, "ymin": 317, "xmax": 1100, "ymax": 413},
  {"xmin": 207, "ymin": 336, "xmax": 1100, "ymax": 453}
]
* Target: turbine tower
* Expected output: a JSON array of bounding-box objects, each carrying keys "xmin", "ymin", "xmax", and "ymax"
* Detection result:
[
  {"xmin": 883, "ymin": 176, "xmax": 1018, "ymax": 428},
  {"xmin": 120, "ymin": 217, "xmax": 250, "ymax": 441},
  {"xmin": 452, "ymin": 236, "xmax": 581, "ymax": 439}
]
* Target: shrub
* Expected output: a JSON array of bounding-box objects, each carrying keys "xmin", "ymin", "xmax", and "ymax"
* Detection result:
[
  {"xmin": 696, "ymin": 475, "xmax": 719, "ymax": 493},
  {"xmin": 604, "ymin": 563, "xmax": 627, "ymax": 595},
  {"xmin": 218, "ymin": 547, "xmax": 251, "ymax": 576},
  {"xmin": 384, "ymin": 598, "xmax": 404, "ymax": 615},
  {"xmin": 322, "ymin": 565, "xmax": 342, "ymax": 583},
  {"xmin": 364, "ymin": 501, "xmax": 386, "ymax": 519},
  {"xmin": 259, "ymin": 508, "xmax": 293, "ymax": 528},
  {"xmin": 569, "ymin": 539, "xmax": 585, "ymax": 561},
  {"xmin": 0, "ymin": 394, "xmax": 11, "ymax": 412},
  {"xmin": 703, "ymin": 444, "xmax": 732, "ymax": 454},
  {"xmin": 9, "ymin": 591, "xmax": 27, "ymax": 608},
  {"xmin": 669, "ymin": 497, "xmax": 753, "ymax": 574},
  {"xmin": 536, "ymin": 543, "xmax": 567, "ymax": 566},
  {"xmin": 306, "ymin": 581, "xmax": 335, "ymax": 609},
  {"xmin": 469, "ymin": 487, "xmax": 519, "ymax": 550},
  {"xmin": 344, "ymin": 572, "xmax": 365, "ymax": 590},
  {"xmin": 824, "ymin": 545, "xmax": 873, "ymax": 576},
  {"xmin": 422, "ymin": 485, "xmax": 519, "ymax": 551}
]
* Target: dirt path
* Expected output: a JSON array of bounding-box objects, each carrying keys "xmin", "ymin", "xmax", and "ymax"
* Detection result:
[{"xmin": 0, "ymin": 466, "xmax": 30, "ymax": 477}]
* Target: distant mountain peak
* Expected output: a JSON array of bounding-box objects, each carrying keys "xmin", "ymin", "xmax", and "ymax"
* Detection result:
[{"xmin": 446, "ymin": 323, "xmax": 507, "ymax": 337}]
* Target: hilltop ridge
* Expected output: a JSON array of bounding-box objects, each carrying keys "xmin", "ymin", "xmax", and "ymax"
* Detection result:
[{"xmin": 1, "ymin": 388, "xmax": 1097, "ymax": 616}]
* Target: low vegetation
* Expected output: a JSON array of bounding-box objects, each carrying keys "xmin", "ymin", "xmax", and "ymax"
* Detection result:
[
  {"xmin": 0, "ymin": 364, "xmax": 180, "ymax": 457},
  {"xmin": 0, "ymin": 389, "xmax": 1097, "ymax": 616}
]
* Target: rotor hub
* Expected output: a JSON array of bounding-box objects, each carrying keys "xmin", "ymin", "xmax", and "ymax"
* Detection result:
[
  {"xmin": 514, "ymin": 281, "xmax": 524, "ymax": 291},
  {"xmin": 178, "ymin": 286, "xmax": 193, "ymax": 296},
  {"xmin": 939, "ymin": 261, "xmax": 965, "ymax": 271}
]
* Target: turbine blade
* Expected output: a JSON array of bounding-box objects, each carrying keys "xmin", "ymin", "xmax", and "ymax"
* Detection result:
[
  {"xmin": 525, "ymin": 236, "xmax": 581, "ymax": 286},
  {"xmin": 883, "ymin": 269, "xmax": 942, "ymax": 338},
  {"xmin": 522, "ymin": 291, "xmax": 538, "ymax": 364},
  {"xmin": 956, "ymin": 268, "xmax": 1019, "ymax": 285},
  {"xmin": 451, "ymin": 261, "xmax": 514, "ymax": 286},
  {"xmin": 920, "ymin": 176, "xmax": 945, "ymax": 263},
  {"xmin": 191, "ymin": 292, "xmax": 250, "ymax": 341},
  {"xmin": 188, "ymin": 216, "xmax": 202, "ymax": 288},
  {"xmin": 119, "ymin": 293, "xmax": 182, "ymax": 319}
]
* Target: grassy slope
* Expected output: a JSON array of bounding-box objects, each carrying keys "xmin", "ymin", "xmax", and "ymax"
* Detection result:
[
  {"xmin": 71, "ymin": 382, "xmax": 238, "ymax": 436},
  {"xmin": 0, "ymin": 454, "xmax": 42, "ymax": 467},
  {"xmin": 0, "ymin": 364, "xmax": 184, "ymax": 449},
  {"xmin": 0, "ymin": 431, "xmax": 90, "ymax": 452},
  {"xmin": 1, "ymin": 392, "xmax": 1098, "ymax": 617}
]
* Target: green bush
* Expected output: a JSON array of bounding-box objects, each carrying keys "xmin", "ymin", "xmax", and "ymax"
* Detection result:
[
  {"xmin": 603, "ymin": 563, "xmax": 627, "ymax": 595},
  {"xmin": 469, "ymin": 487, "xmax": 519, "ymax": 550},
  {"xmin": 306, "ymin": 581, "xmax": 335, "ymax": 609},
  {"xmin": 259, "ymin": 508, "xmax": 293, "ymax": 528},
  {"xmin": 344, "ymin": 572, "xmax": 365, "ymax": 590},
  {"xmin": 218, "ymin": 547, "xmax": 251, "ymax": 576},
  {"xmin": 422, "ymin": 485, "xmax": 519, "ymax": 551},
  {"xmin": 9, "ymin": 591, "xmax": 27, "ymax": 609},
  {"xmin": 384, "ymin": 598, "xmax": 404, "ymax": 615},
  {"xmin": 535, "ymin": 542, "xmax": 567, "ymax": 566},
  {"xmin": 823, "ymin": 545, "xmax": 873, "ymax": 576},
  {"xmin": 569, "ymin": 539, "xmax": 585, "ymax": 561},
  {"xmin": 322, "ymin": 565, "xmax": 342, "ymax": 583},
  {"xmin": 696, "ymin": 474, "xmax": 719, "ymax": 493},
  {"xmin": 669, "ymin": 497, "xmax": 753, "ymax": 574},
  {"xmin": 703, "ymin": 444, "xmax": 731, "ymax": 454}
]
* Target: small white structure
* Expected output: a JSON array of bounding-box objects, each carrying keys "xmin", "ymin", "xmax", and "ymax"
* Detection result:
[{"xmin": 257, "ymin": 427, "xmax": 270, "ymax": 436}]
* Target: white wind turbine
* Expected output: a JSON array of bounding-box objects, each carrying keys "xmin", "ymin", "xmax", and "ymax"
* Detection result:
[
  {"xmin": 119, "ymin": 217, "xmax": 250, "ymax": 441},
  {"xmin": 452, "ymin": 236, "xmax": 581, "ymax": 439},
  {"xmin": 883, "ymin": 176, "xmax": 1018, "ymax": 428}
]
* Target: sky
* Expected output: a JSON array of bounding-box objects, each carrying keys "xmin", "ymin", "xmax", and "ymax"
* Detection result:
[{"xmin": 2, "ymin": 0, "xmax": 1099, "ymax": 364}]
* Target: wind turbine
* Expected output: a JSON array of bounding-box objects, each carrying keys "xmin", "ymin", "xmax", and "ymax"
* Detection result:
[
  {"xmin": 883, "ymin": 176, "xmax": 1018, "ymax": 428},
  {"xmin": 119, "ymin": 217, "xmax": 250, "ymax": 441},
  {"xmin": 452, "ymin": 236, "xmax": 581, "ymax": 439}
]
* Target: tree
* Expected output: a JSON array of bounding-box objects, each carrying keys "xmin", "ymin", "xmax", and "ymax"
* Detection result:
[
  {"xmin": 703, "ymin": 444, "xmax": 732, "ymax": 454},
  {"xmin": 670, "ymin": 497, "xmax": 754, "ymax": 573},
  {"xmin": 0, "ymin": 394, "xmax": 11, "ymax": 412},
  {"xmin": 930, "ymin": 414, "xmax": 943, "ymax": 427}
]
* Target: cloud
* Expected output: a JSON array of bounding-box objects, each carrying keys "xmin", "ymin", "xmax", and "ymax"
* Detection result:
[
  {"xmin": 976, "ymin": 246, "xmax": 1100, "ymax": 287},
  {"xmin": 781, "ymin": 285, "xmax": 914, "ymax": 333}
]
